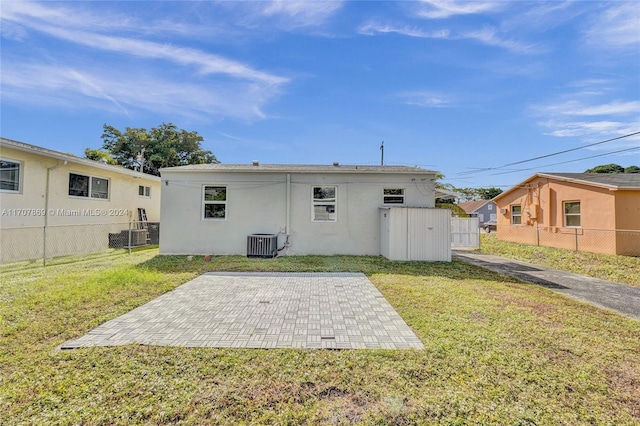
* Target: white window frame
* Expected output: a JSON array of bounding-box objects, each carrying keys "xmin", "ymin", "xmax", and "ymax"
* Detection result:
[
  {"xmin": 312, "ymin": 186, "xmax": 337, "ymax": 222},
  {"xmin": 202, "ymin": 185, "xmax": 227, "ymax": 220},
  {"xmin": 487, "ymin": 203, "xmax": 493, "ymax": 211},
  {"xmin": 0, "ymin": 157, "xmax": 22, "ymax": 193},
  {"xmin": 563, "ymin": 201, "xmax": 581, "ymax": 227},
  {"xmin": 383, "ymin": 188, "xmax": 405, "ymax": 205},
  {"xmin": 511, "ymin": 205, "xmax": 522, "ymax": 225},
  {"xmin": 138, "ymin": 185, "xmax": 151, "ymax": 198},
  {"xmin": 68, "ymin": 172, "xmax": 110, "ymax": 200}
]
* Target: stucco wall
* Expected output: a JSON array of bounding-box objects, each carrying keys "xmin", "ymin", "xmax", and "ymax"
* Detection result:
[
  {"xmin": 159, "ymin": 170, "xmax": 435, "ymax": 256},
  {"xmin": 1, "ymin": 146, "xmax": 161, "ymax": 263},
  {"xmin": 494, "ymin": 176, "xmax": 638, "ymax": 255}
]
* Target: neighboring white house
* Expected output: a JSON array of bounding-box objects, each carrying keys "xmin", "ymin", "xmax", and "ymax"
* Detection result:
[
  {"xmin": 159, "ymin": 163, "xmax": 451, "ymax": 261},
  {"xmin": 0, "ymin": 137, "xmax": 161, "ymax": 263}
]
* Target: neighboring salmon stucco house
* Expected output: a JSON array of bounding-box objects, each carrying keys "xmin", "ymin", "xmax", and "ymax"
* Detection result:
[
  {"xmin": 0, "ymin": 137, "xmax": 161, "ymax": 263},
  {"xmin": 493, "ymin": 173, "xmax": 640, "ymax": 256},
  {"xmin": 159, "ymin": 163, "xmax": 452, "ymax": 261}
]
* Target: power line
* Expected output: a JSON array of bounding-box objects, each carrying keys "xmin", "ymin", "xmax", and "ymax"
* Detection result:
[
  {"xmin": 490, "ymin": 146, "xmax": 640, "ymax": 176},
  {"xmin": 455, "ymin": 131, "xmax": 640, "ymax": 176}
]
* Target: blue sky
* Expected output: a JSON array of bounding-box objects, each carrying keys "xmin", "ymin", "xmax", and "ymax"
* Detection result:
[{"xmin": 1, "ymin": 0, "xmax": 639, "ymax": 188}]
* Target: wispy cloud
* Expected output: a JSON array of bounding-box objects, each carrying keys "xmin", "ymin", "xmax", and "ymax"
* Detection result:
[
  {"xmin": 396, "ymin": 91, "xmax": 455, "ymax": 108},
  {"xmin": 358, "ymin": 22, "xmax": 450, "ymax": 39},
  {"xmin": 584, "ymin": 2, "xmax": 640, "ymax": 50},
  {"xmin": 414, "ymin": 0, "xmax": 504, "ymax": 19},
  {"xmin": 1, "ymin": 62, "xmax": 279, "ymax": 121},
  {"xmin": 531, "ymin": 97, "xmax": 640, "ymax": 145},
  {"xmin": 259, "ymin": 1, "xmax": 343, "ymax": 28},
  {"xmin": 0, "ymin": 1, "xmax": 289, "ymax": 120},
  {"xmin": 358, "ymin": 21, "xmax": 539, "ymax": 54}
]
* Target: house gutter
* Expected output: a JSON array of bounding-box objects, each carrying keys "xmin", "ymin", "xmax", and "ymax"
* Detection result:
[{"xmin": 43, "ymin": 160, "xmax": 67, "ymax": 266}]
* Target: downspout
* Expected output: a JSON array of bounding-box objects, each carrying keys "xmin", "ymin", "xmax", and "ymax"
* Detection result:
[
  {"xmin": 285, "ymin": 173, "xmax": 291, "ymax": 247},
  {"xmin": 43, "ymin": 160, "xmax": 67, "ymax": 266}
]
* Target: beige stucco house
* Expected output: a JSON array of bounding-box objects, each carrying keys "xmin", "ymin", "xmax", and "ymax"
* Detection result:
[
  {"xmin": 493, "ymin": 173, "xmax": 640, "ymax": 256},
  {"xmin": 159, "ymin": 163, "xmax": 451, "ymax": 261},
  {"xmin": 0, "ymin": 137, "xmax": 161, "ymax": 263}
]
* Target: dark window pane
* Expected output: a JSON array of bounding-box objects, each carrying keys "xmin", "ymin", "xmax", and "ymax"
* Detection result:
[
  {"xmin": 0, "ymin": 160, "xmax": 20, "ymax": 191},
  {"xmin": 204, "ymin": 186, "xmax": 226, "ymax": 201},
  {"xmin": 69, "ymin": 173, "xmax": 89, "ymax": 197},
  {"xmin": 313, "ymin": 187, "xmax": 335, "ymax": 200},
  {"xmin": 204, "ymin": 204, "xmax": 226, "ymax": 218}
]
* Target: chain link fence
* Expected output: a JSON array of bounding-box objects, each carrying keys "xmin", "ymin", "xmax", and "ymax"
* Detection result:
[
  {"xmin": 494, "ymin": 225, "xmax": 640, "ymax": 256},
  {"xmin": 0, "ymin": 222, "xmax": 160, "ymax": 266}
]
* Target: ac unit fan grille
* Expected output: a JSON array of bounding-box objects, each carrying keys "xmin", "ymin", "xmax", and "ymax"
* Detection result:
[{"xmin": 247, "ymin": 234, "xmax": 278, "ymax": 258}]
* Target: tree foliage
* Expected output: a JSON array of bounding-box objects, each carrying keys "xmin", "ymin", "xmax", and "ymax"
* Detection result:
[
  {"xmin": 84, "ymin": 148, "xmax": 117, "ymax": 165},
  {"xmin": 455, "ymin": 186, "xmax": 503, "ymax": 202},
  {"xmin": 99, "ymin": 123, "xmax": 219, "ymax": 176},
  {"xmin": 584, "ymin": 163, "xmax": 639, "ymax": 174}
]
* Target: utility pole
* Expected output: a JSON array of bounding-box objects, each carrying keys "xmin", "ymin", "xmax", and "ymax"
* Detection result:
[{"xmin": 380, "ymin": 141, "xmax": 384, "ymax": 166}]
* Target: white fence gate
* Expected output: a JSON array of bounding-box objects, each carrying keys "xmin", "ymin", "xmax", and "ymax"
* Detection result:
[{"xmin": 451, "ymin": 217, "xmax": 479, "ymax": 248}]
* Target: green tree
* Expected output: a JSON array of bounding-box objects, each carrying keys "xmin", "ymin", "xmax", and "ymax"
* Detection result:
[
  {"xmin": 100, "ymin": 123, "xmax": 219, "ymax": 176},
  {"xmin": 624, "ymin": 165, "xmax": 640, "ymax": 173},
  {"xmin": 84, "ymin": 148, "xmax": 117, "ymax": 165},
  {"xmin": 585, "ymin": 163, "xmax": 625, "ymax": 173},
  {"xmin": 477, "ymin": 187, "xmax": 503, "ymax": 200}
]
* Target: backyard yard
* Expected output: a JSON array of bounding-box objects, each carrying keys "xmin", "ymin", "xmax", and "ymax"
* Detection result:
[{"xmin": 1, "ymin": 249, "xmax": 639, "ymax": 424}]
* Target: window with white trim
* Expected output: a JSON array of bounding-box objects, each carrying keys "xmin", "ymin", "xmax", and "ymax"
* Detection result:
[
  {"xmin": 564, "ymin": 201, "xmax": 581, "ymax": 227},
  {"xmin": 68, "ymin": 173, "xmax": 109, "ymax": 199},
  {"xmin": 138, "ymin": 185, "xmax": 151, "ymax": 197},
  {"xmin": 383, "ymin": 188, "xmax": 405, "ymax": 204},
  {"xmin": 0, "ymin": 158, "xmax": 21, "ymax": 192},
  {"xmin": 312, "ymin": 186, "xmax": 337, "ymax": 221},
  {"xmin": 511, "ymin": 205, "xmax": 522, "ymax": 225},
  {"xmin": 487, "ymin": 203, "xmax": 493, "ymax": 211},
  {"xmin": 203, "ymin": 186, "xmax": 227, "ymax": 219}
]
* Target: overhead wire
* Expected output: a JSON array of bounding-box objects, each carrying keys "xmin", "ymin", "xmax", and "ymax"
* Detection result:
[
  {"xmin": 455, "ymin": 131, "xmax": 640, "ymax": 176},
  {"xmin": 489, "ymin": 146, "xmax": 640, "ymax": 176}
]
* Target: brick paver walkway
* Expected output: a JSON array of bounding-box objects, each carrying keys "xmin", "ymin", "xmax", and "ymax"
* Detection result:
[{"xmin": 60, "ymin": 272, "xmax": 423, "ymax": 350}]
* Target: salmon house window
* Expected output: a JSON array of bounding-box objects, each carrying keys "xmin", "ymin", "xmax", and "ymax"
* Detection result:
[
  {"xmin": 511, "ymin": 205, "xmax": 522, "ymax": 225},
  {"xmin": 564, "ymin": 201, "xmax": 581, "ymax": 227}
]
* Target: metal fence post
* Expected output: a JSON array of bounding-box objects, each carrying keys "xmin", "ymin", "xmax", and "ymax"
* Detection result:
[
  {"xmin": 536, "ymin": 226, "xmax": 540, "ymax": 246},
  {"xmin": 574, "ymin": 228, "xmax": 578, "ymax": 252},
  {"xmin": 128, "ymin": 220, "xmax": 132, "ymax": 255}
]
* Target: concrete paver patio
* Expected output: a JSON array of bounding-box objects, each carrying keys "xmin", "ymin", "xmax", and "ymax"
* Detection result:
[{"xmin": 60, "ymin": 272, "xmax": 424, "ymax": 350}]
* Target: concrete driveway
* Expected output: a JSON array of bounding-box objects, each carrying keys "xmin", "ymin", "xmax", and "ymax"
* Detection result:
[
  {"xmin": 61, "ymin": 272, "xmax": 424, "ymax": 350},
  {"xmin": 453, "ymin": 250, "xmax": 640, "ymax": 321}
]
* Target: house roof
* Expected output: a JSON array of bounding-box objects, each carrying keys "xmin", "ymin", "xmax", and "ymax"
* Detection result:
[
  {"xmin": 493, "ymin": 172, "xmax": 640, "ymax": 201},
  {"xmin": 1, "ymin": 137, "xmax": 161, "ymax": 181},
  {"xmin": 458, "ymin": 200, "xmax": 492, "ymax": 214},
  {"xmin": 161, "ymin": 163, "xmax": 437, "ymax": 175},
  {"xmin": 538, "ymin": 172, "xmax": 640, "ymax": 189}
]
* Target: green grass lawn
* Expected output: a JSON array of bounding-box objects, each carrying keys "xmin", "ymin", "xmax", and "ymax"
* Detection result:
[
  {"xmin": 1, "ymin": 250, "xmax": 639, "ymax": 425},
  {"xmin": 479, "ymin": 233, "xmax": 640, "ymax": 288}
]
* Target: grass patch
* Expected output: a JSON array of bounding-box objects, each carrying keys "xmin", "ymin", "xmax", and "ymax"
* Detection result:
[
  {"xmin": 479, "ymin": 234, "xmax": 640, "ymax": 288},
  {"xmin": 1, "ymin": 251, "xmax": 639, "ymax": 424}
]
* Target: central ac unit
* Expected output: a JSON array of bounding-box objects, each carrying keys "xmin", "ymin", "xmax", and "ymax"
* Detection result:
[{"xmin": 247, "ymin": 234, "xmax": 278, "ymax": 258}]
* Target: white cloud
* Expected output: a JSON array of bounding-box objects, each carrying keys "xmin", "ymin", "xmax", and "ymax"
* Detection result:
[
  {"xmin": 260, "ymin": 1, "xmax": 343, "ymax": 27},
  {"xmin": 358, "ymin": 22, "xmax": 449, "ymax": 39},
  {"xmin": 0, "ymin": 1, "xmax": 289, "ymax": 120},
  {"xmin": 584, "ymin": 2, "xmax": 640, "ymax": 49},
  {"xmin": 396, "ymin": 91, "xmax": 454, "ymax": 108},
  {"xmin": 358, "ymin": 21, "xmax": 538, "ymax": 54},
  {"xmin": 1, "ymin": 62, "xmax": 279, "ymax": 121},
  {"xmin": 414, "ymin": 0, "xmax": 504, "ymax": 19},
  {"xmin": 532, "ymin": 98, "xmax": 640, "ymax": 145}
]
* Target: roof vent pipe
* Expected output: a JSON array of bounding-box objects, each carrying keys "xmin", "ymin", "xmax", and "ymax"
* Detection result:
[
  {"xmin": 333, "ymin": 162, "xmax": 339, "ymax": 167},
  {"xmin": 252, "ymin": 160, "xmax": 259, "ymax": 166}
]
